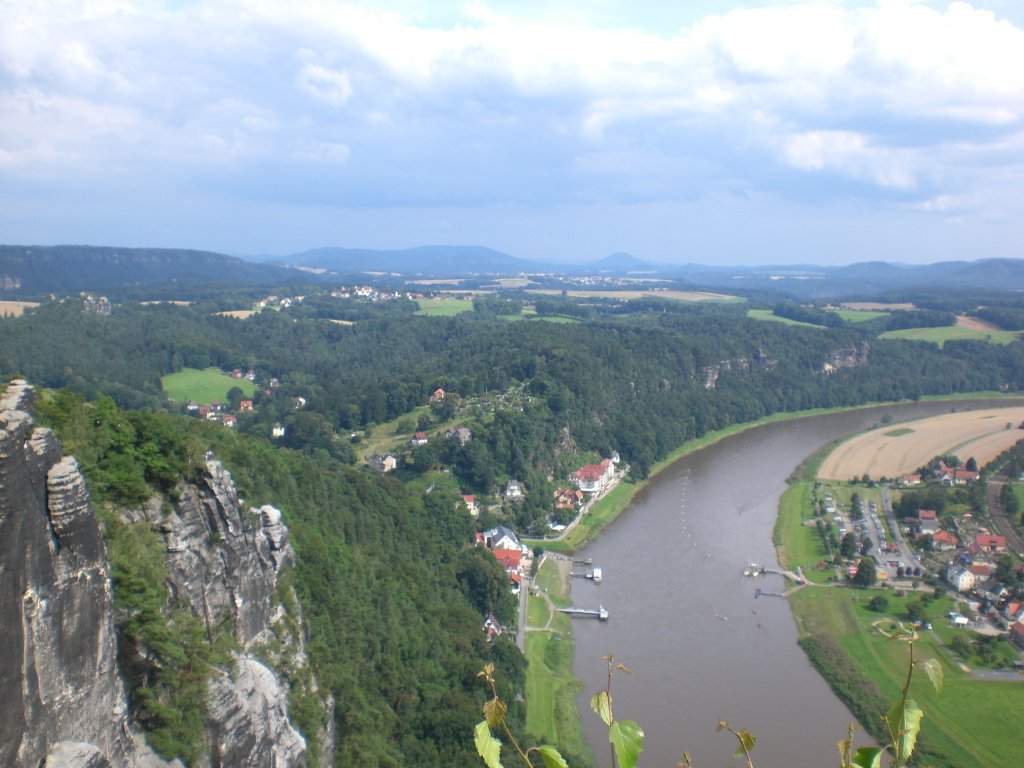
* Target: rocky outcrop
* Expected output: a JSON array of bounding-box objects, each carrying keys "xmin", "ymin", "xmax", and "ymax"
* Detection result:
[
  {"xmin": 0, "ymin": 381, "xmax": 134, "ymax": 767},
  {"xmin": 821, "ymin": 341, "xmax": 870, "ymax": 374},
  {"xmin": 1, "ymin": 380, "xmax": 328, "ymax": 767},
  {"xmin": 700, "ymin": 348, "xmax": 778, "ymax": 389}
]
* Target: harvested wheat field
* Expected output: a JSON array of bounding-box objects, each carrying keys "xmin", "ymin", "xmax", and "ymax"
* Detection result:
[
  {"xmin": 817, "ymin": 407, "xmax": 1024, "ymax": 480},
  {"xmin": 0, "ymin": 301, "xmax": 40, "ymax": 317}
]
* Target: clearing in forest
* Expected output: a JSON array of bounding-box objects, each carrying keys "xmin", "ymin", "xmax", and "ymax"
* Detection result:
[
  {"xmin": 817, "ymin": 407, "xmax": 1024, "ymax": 480},
  {"xmin": 162, "ymin": 367, "xmax": 256, "ymax": 405}
]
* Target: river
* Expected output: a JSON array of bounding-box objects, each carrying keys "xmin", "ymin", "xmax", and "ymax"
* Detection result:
[{"xmin": 569, "ymin": 399, "xmax": 1019, "ymax": 767}]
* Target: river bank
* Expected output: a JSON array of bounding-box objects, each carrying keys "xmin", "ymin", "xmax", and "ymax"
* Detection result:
[
  {"xmin": 777, "ymin": 406, "xmax": 1024, "ymax": 768},
  {"xmin": 524, "ymin": 393, "xmax": 1023, "ymax": 765},
  {"xmin": 531, "ymin": 392, "xmax": 1014, "ymax": 554}
]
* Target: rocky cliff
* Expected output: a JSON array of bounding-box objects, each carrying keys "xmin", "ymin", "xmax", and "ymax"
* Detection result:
[
  {"xmin": 0, "ymin": 381, "xmax": 329, "ymax": 767},
  {"xmin": 0, "ymin": 380, "xmax": 134, "ymax": 767}
]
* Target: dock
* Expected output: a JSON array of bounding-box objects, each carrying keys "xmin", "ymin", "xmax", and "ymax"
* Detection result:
[
  {"xmin": 558, "ymin": 605, "xmax": 609, "ymax": 621},
  {"xmin": 570, "ymin": 566, "xmax": 603, "ymax": 583}
]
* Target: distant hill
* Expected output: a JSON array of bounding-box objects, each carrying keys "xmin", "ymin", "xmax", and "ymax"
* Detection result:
[
  {"xmin": 283, "ymin": 245, "xmax": 539, "ymax": 275},
  {"xmin": 590, "ymin": 252, "xmax": 657, "ymax": 272},
  {"xmin": 0, "ymin": 245, "xmax": 301, "ymax": 296}
]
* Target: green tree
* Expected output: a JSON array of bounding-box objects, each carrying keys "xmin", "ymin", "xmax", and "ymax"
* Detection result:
[{"xmin": 852, "ymin": 557, "xmax": 877, "ymax": 587}]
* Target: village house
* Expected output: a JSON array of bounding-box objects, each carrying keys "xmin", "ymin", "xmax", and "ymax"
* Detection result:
[
  {"xmin": 504, "ymin": 479, "xmax": 524, "ymax": 500},
  {"xmin": 460, "ymin": 494, "xmax": 480, "ymax": 517},
  {"xmin": 483, "ymin": 613, "xmax": 505, "ymax": 641},
  {"xmin": 198, "ymin": 405, "xmax": 212, "ymax": 419},
  {"xmin": 292, "ymin": 395, "xmax": 307, "ymax": 410},
  {"xmin": 969, "ymin": 534, "xmax": 1007, "ymax": 559},
  {"xmin": 222, "ymin": 415, "xmax": 237, "ymax": 428},
  {"xmin": 231, "ymin": 368, "xmax": 243, "ymax": 379},
  {"xmin": 446, "ymin": 426, "xmax": 472, "ymax": 445},
  {"xmin": 430, "ymin": 388, "xmax": 446, "ymax": 402},
  {"xmin": 410, "ymin": 431, "xmax": 429, "ymax": 447},
  {"xmin": 570, "ymin": 458, "xmax": 615, "ymax": 495},
  {"xmin": 916, "ymin": 509, "xmax": 938, "ymax": 534},
  {"xmin": 554, "ymin": 487, "xmax": 583, "ymax": 510},
  {"xmin": 898, "ymin": 473, "xmax": 922, "ymax": 486},
  {"xmin": 368, "ymin": 453, "xmax": 397, "ymax": 473},
  {"xmin": 271, "ymin": 423, "xmax": 286, "ymax": 439},
  {"xmin": 946, "ymin": 563, "xmax": 976, "ymax": 593},
  {"xmin": 483, "ymin": 524, "xmax": 521, "ymax": 551},
  {"xmin": 186, "ymin": 400, "xmax": 198, "ymax": 411},
  {"xmin": 239, "ymin": 399, "xmax": 253, "ymax": 413},
  {"xmin": 937, "ymin": 461, "xmax": 979, "ymax": 486},
  {"xmin": 1010, "ymin": 620, "xmax": 1024, "ymax": 650},
  {"xmin": 930, "ymin": 530, "xmax": 959, "ymax": 551}
]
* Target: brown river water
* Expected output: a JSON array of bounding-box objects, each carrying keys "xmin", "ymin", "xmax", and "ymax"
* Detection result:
[{"xmin": 569, "ymin": 399, "xmax": 1020, "ymax": 767}]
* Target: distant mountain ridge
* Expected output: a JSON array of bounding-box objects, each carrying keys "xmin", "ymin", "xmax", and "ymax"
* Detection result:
[
  {"xmin": 1, "ymin": 243, "xmax": 1022, "ymax": 298},
  {"xmin": 0, "ymin": 245, "xmax": 300, "ymax": 296}
]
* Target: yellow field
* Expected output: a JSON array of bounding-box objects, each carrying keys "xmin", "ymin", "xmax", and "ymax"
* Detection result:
[
  {"xmin": 0, "ymin": 301, "xmax": 40, "ymax": 317},
  {"xmin": 531, "ymin": 289, "xmax": 739, "ymax": 302},
  {"xmin": 818, "ymin": 408, "xmax": 1024, "ymax": 480},
  {"xmin": 214, "ymin": 310, "xmax": 257, "ymax": 319}
]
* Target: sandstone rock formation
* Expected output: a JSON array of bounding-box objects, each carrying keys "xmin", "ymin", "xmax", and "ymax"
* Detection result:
[
  {"xmin": 1, "ymin": 380, "xmax": 328, "ymax": 767},
  {"xmin": 0, "ymin": 380, "xmax": 133, "ymax": 767}
]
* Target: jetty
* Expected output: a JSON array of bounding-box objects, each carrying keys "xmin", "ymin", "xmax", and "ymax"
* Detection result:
[
  {"xmin": 558, "ymin": 605, "xmax": 609, "ymax": 621},
  {"xmin": 570, "ymin": 566, "xmax": 603, "ymax": 583}
]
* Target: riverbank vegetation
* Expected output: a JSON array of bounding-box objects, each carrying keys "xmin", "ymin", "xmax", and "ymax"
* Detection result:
[{"xmin": 778, "ymin": 431, "xmax": 1024, "ymax": 768}]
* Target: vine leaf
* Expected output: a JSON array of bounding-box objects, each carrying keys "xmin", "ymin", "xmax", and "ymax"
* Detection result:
[
  {"xmin": 919, "ymin": 658, "xmax": 944, "ymax": 694},
  {"xmin": 483, "ymin": 697, "xmax": 507, "ymax": 728},
  {"xmin": 591, "ymin": 690, "xmax": 613, "ymax": 726},
  {"xmin": 851, "ymin": 746, "xmax": 884, "ymax": 768},
  {"xmin": 609, "ymin": 719, "xmax": 644, "ymax": 768},
  {"xmin": 474, "ymin": 720, "xmax": 504, "ymax": 768},
  {"xmin": 536, "ymin": 745, "xmax": 569, "ymax": 768},
  {"xmin": 733, "ymin": 729, "xmax": 756, "ymax": 759},
  {"xmin": 886, "ymin": 697, "xmax": 923, "ymax": 766}
]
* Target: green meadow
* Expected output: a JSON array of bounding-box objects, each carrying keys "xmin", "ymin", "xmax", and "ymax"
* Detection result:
[
  {"xmin": 881, "ymin": 326, "xmax": 1020, "ymax": 347},
  {"xmin": 414, "ymin": 298, "xmax": 475, "ymax": 316},
  {"xmin": 161, "ymin": 367, "xmax": 255, "ymax": 405}
]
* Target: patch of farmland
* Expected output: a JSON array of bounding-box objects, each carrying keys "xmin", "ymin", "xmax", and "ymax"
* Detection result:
[{"xmin": 817, "ymin": 408, "xmax": 1024, "ymax": 480}]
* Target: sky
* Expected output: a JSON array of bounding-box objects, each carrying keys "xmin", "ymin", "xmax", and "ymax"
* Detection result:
[{"xmin": 2, "ymin": 1, "xmax": 1023, "ymax": 266}]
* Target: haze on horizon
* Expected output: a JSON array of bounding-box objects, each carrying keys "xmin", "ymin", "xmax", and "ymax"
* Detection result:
[{"xmin": 2, "ymin": 1, "xmax": 1023, "ymax": 267}]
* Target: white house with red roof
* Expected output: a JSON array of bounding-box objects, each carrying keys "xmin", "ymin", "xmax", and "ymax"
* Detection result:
[
  {"xmin": 410, "ymin": 431, "xmax": 429, "ymax": 446},
  {"xmin": 931, "ymin": 530, "xmax": 958, "ymax": 551},
  {"xmin": 571, "ymin": 458, "xmax": 615, "ymax": 494}
]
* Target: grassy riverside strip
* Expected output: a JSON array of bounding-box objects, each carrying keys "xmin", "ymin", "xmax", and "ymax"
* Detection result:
[
  {"xmin": 524, "ymin": 557, "xmax": 592, "ymax": 763},
  {"xmin": 778, "ymin": 436, "xmax": 1024, "ymax": 768}
]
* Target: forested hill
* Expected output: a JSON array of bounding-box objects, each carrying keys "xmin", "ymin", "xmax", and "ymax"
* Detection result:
[
  {"xmin": 0, "ymin": 245, "xmax": 304, "ymax": 296},
  {"xmin": 36, "ymin": 391, "xmax": 530, "ymax": 767},
  {"xmin": 3, "ymin": 289, "xmax": 1024, "ymax": 765}
]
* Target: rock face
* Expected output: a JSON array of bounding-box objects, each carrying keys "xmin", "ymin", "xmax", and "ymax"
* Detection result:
[
  {"xmin": 133, "ymin": 462, "xmax": 311, "ymax": 767},
  {"xmin": 822, "ymin": 341, "xmax": 870, "ymax": 374},
  {"xmin": 1, "ymin": 380, "xmax": 328, "ymax": 767},
  {"xmin": 0, "ymin": 381, "xmax": 133, "ymax": 767},
  {"xmin": 700, "ymin": 349, "xmax": 778, "ymax": 390}
]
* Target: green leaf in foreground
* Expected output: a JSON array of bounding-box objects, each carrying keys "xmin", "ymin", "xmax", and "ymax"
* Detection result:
[
  {"xmin": 536, "ymin": 745, "xmax": 569, "ymax": 768},
  {"xmin": 851, "ymin": 746, "xmax": 883, "ymax": 768},
  {"xmin": 475, "ymin": 720, "xmax": 504, "ymax": 768},
  {"xmin": 591, "ymin": 690, "xmax": 613, "ymax": 726},
  {"xmin": 886, "ymin": 698, "xmax": 923, "ymax": 766},
  {"xmin": 733, "ymin": 729, "xmax": 756, "ymax": 759},
  {"xmin": 483, "ymin": 697, "xmax": 507, "ymax": 728},
  {"xmin": 608, "ymin": 719, "xmax": 644, "ymax": 768},
  {"xmin": 919, "ymin": 657, "xmax": 943, "ymax": 694}
]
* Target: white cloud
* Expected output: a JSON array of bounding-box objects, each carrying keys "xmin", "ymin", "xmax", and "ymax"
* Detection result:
[
  {"xmin": 1, "ymin": 1, "xmax": 1023, "ymax": 256},
  {"xmin": 296, "ymin": 63, "xmax": 353, "ymax": 108}
]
